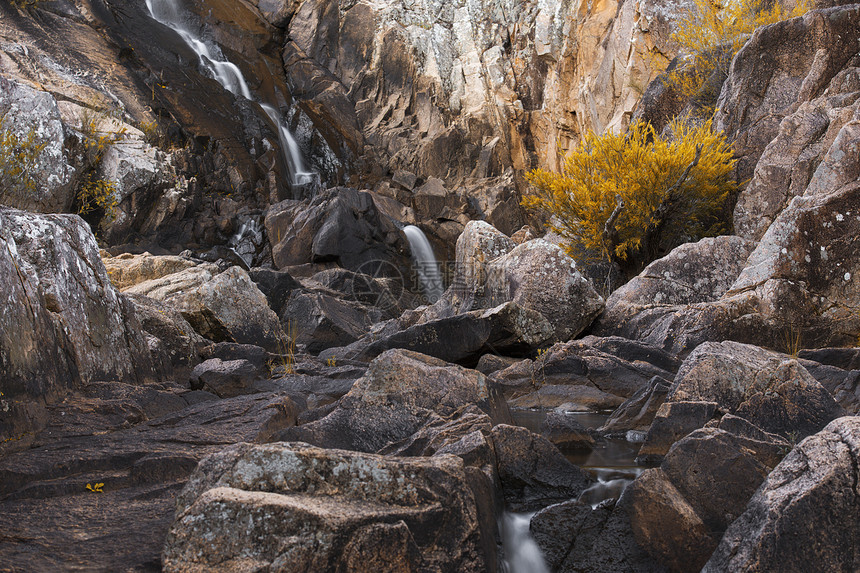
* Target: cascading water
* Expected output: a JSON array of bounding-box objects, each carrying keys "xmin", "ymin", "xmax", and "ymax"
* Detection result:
[
  {"xmin": 144, "ymin": 0, "xmax": 314, "ymax": 187},
  {"xmin": 501, "ymin": 513, "xmax": 550, "ymax": 573},
  {"xmin": 402, "ymin": 225, "xmax": 444, "ymax": 303}
]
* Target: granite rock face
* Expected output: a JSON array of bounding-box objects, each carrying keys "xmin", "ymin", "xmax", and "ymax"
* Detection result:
[
  {"xmin": 703, "ymin": 416, "xmax": 860, "ymax": 573},
  {"xmin": 163, "ymin": 442, "xmax": 492, "ymax": 572},
  {"xmin": 0, "ymin": 208, "xmax": 157, "ymax": 450}
]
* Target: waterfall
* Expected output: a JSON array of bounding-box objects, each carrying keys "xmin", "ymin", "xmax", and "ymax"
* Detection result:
[
  {"xmin": 403, "ymin": 225, "xmax": 444, "ymax": 303},
  {"xmin": 260, "ymin": 104, "xmax": 316, "ymax": 186},
  {"xmin": 501, "ymin": 513, "xmax": 550, "ymax": 573},
  {"xmin": 144, "ymin": 0, "xmax": 313, "ymax": 186}
]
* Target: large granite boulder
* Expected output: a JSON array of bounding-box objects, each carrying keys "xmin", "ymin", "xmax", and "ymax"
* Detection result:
[
  {"xmin": 452, "ymin": 220, "xmax": 516, "ymax": 301},
  {"xmin": 715, "ymin": 5, "xmax": 860, "ymax": 183},
  {"xmin": 0, "ymin": 208, "xmax": 155, "ymax": 450},
  {"xmin": 703, "ymin": 416, "xmax": 860, "ymax": 573},
  {"xmin": 628, "ymin": 422, "xmax": 790, "ymax": 572},
  {"xmin": 280, "ymin": 291, "xmax": 376, "ymax": 354},
  {"xmin": 129, "ymin": 265, "xmax": 283, "ymax": 353},
  {"xmin": 163, "ymin": 443, "xmax": 492, "ymax": 572},
  {"xmin": 638, "ymin": 341, "xmax": 845, "ymax": 461},
  {"xmin": 485, "ymin": 239, "xmax": 604, "ymax": 341},
  {"xmin": 265, "ymin": 188, "xmax": 406, "ymax": 273},
  {"xmin": 275, "ymin": 349, "xmax": 511, "ymax": 452}
]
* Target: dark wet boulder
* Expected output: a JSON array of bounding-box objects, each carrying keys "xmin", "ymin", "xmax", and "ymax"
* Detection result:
[
  {"xmin": 703, "ymin": 416, "xmax": 860, "ymax": 573},
  {"xmin": 280, "ymin": 291, "xmax": 375, "ymax": 354},
  {"xmin": 490, "ymin": 424, "xmax": 593, "ymax": 511},
  {"xmin": 246, "ymin": 268, "xmax": 301, "ymax": 315},
  {"xmin": 162, "ymin": 443, "xmax": 492, "ymax": 572},
  {"xmin": 337, "ymin": 301, "xmax": 554, "ymax": 366}
]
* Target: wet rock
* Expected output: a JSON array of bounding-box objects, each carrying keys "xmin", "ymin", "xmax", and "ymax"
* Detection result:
[
  {"xmin": 490, "ymin": 424, "xmax": 593, "ymax": 511},
  {"xmin": 539, "ymin": 411, "xmax": 595, "ymax": 451},
  {"xmin": 509, "ymin": 385, "xmax": 625, "ymax": 412},
  {"xmin": 485, "ymin": 239, "xmax": 604, "ymax": 341},
  {"xmin": 265, "ymin": 188, "xmax": 406, "ymax": 272},
  {"xmin": 281, "ymin": 291, "xmax": 375, "ymax": 354},
  {"xmin": 246, "ymin": 267, "xmax": 301, "ymax": 315},
  {"xmin": 274, "ymin": 349, "xmax": 510, "ymax": 452},
  {"xmin": 163, "ymin": 443, "xmax": 491, "ymax": 572},
  {"xmin": 189, "ymin": 358, "xmax": 266, "ymax": 398},
  {"xmin": 703, "ymin": 416, "xmax": 860, "ymax": 573},
  {"xmin": 339, "ymin": 301, "xmax": 554, "ymax": 366},
  {"xmin": 601, "ymin": 376, "xmax": 672, "ymax": 433}
]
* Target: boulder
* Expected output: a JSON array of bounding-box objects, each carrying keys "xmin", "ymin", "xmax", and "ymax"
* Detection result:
[
  {"xmin": 274, "ymin": 349, "xmax": 511, "ymax": 452},
  {"xmin": 627, "ymin": 424, "xmax": 790, "ymax": 572},
  {"xmin": 104, "ymin": 253, "xmax": 200, "ymax": 292},
  {"xmin": 280, "ymin": 291, "xmax": 375, "ymax": 354},
  {"xmin": 539, "ymin": 411, "xmax": 595, "ymax": 451},
  {"xmin": 639, "ymin": 341, "xmax": 844, "ymax": 460},
  {"xmin": 715, "ymin": 5, "xmax": 860, "ymax": 183},
  {"xmin": 490, "ymin": 336, "xmax": 678, "ymax": 411},
  {"xmin": 485, "ymin": 239, "xmax": 604, "ymax": 340},
  {"xmin": 0, "ymin": 209, "xmax": 157, "ymax": 449},
  {"xmin": 0, "ymin": 76, "xmax": 75, "ymax": 212},
  {"xmin": 246, "ymin": 268, "xmax": 301, "ymax": 315},
  {"xmin": 490, "ymin": 424, "xmax": 593, "ymax": 511},
  {"xmin": 126, "ymin": 294, "xmax": 206, "ymax": 380},
  {"xmin": 530, "ymin": 493, "xmax": 668, "ymax": 573},
  {"xmin": 703, "ymin": 416, "xmax": 860, "ymax": 573},
  {"xmin": 451, "ymin": 220, "xmax": 516, "ymax": 301},
  {"xmin": 600, "ymin": 376, "xmax": 672, "ymax": 433},
  {"xmin": 189, "ymin": 358, "xmax": 266, "ymax": 398},
  {"xmin": 265, "ymin": 188, "xmax": 406, "ymax": 273},
  {"xmin": 163, "ymin": 443, "xmax": 491, "ymax": 572},
  {"xmin": 135, "ymin": 265, "xmax": 283, "ymax": 353},
  {"xmin": 338, "ymin": 301, "xmax": 555, "ymax": 366}
]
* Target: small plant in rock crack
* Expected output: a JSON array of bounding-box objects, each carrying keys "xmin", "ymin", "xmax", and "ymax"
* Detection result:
[{"xmin": 272, "ymin": 321, "xmax": 298, "ymax": 376}]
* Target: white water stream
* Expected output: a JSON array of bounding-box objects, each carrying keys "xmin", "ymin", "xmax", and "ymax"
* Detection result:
[
  {"xmin": 501, "ymin": 513, "xmax": 551, "ymax": 573},
  {"xmin": 403, "ymin": 225, "xmax": 444, "ymax": 302},
  {"xmin": 145, "ymin": 0, "xmax": 314, "ymax": 186}
]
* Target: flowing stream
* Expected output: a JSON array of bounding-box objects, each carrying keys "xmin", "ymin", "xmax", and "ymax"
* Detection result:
[
  {"xmin": 144, "ymin": 0, "xmax": 314, "ymax": 186},
  {"xmin": 403, "ymin": 225, "xmax": 444, "ymax": 302},
  {"xmin": 501, "ymin": 512, "xmax": 550, "ymax": 573}
]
